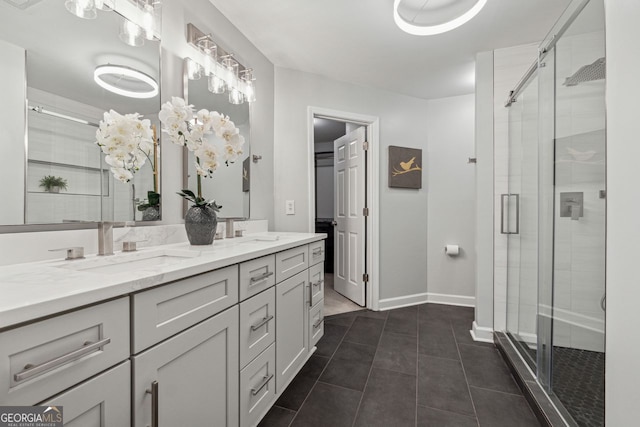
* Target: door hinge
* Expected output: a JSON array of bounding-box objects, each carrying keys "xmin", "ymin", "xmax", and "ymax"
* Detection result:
[
  {"xmin": 363, "ymin": 273, "xmax": 369, "ymax": 283},
  {"xmin": 363, "ymin": 141, "xmax": 369, "ymax": 151},
  {"xmin": 363, "ymin": 207, "xmax": 369, "ymax": 216}
]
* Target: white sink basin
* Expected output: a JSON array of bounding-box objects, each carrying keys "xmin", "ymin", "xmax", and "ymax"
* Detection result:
[{"xmin": 58, "ymin": 249, "xmax": 200, "ymax": 274}]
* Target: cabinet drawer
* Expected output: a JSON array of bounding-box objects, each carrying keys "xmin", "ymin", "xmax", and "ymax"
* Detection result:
[
  {"xmin": 309, "ymin": 240, "xmax": 325, "ymax": 266},
  {"xmin": 275, "ymin": 245, "xmax": 308, "ymax": 283},
  {"xmin": 240, "ymin": 288, "xmax": 276, "ymax": 369},
  {"xmin": 132, "ymin": 265, "xmax": 239, "ymax": 353},
  {"xmin": 240, "ymin": 344, "xmax": 276, "ymax": 427},
  {"xmin": 309, "ymin": 300, "xmax": 325, "ymax": 349},
  {"xmin": 308, "ymin": 262, "xmax": 324, "ymax": 307},
  {"xmin": 240, "ymin": 255, "xmax": 276, "ymax": 301},
  {"xmin": 0, "ymin": 297, "xmax": 129, "ymax": 405},
  {"xmin": 39, "ymin": 361, "xmax": 130, "ymax": 427}
]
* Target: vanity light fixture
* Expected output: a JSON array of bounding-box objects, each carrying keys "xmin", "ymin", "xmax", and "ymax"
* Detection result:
[
  {"xmin": 186, "ymin": 23, "xmax": 257, "ymax": 104},
  {"xmin": 393, "ymin": 0, "xmax": 487, "ymax": 36},
  {"xmin": 94, "ymin": 64, "xmax": 159, "ymax": 99}
]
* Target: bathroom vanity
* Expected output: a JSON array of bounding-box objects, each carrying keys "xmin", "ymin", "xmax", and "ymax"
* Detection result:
[{"xmin": 0, "ymin": 232, "xmax": 326, "ymax": 427}]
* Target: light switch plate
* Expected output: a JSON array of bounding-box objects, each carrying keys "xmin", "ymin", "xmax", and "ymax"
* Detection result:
[{"xmin": 285, "ymin": 200, "xmax": 295, "ymax": 215}]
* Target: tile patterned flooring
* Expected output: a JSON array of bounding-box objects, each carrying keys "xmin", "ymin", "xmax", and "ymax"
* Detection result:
[{"xmin": 259, "ymin": 304, "xmax": 541, "ymax": 427}]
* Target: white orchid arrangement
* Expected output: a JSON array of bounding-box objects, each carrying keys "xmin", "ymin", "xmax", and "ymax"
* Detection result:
[
  {"xmin": 159, "ymin": 96, "xmax": 245, "ymax": 206},
  {"xmin": 95, "ymin": 110, "xmax": 155, "ymax": 183}
]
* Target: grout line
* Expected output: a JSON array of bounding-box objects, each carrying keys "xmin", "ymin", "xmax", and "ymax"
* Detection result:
[
  {"xmin": 452, "ymin": 321, "xmax": 482, "ymax": 427},
  {"xmin": 350, "ymin": 312, "xmax": 389, "ymax": 427},
  {"xmin": 288, "ymin": 312, "xmax": 357, "ymax": 427},
  {"xmin": 467, "ymin": 384, "xmax": 528, "ymax": 398},
  {"xmin": 417, "ymin": 404, "xmax": 478, "ymax": 420}
]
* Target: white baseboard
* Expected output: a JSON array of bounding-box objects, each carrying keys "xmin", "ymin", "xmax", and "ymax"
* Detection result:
[
  {"xmin": 470, "ymin": 321, "xmax": 494, "ymax": 343},
  {"xmin": 378, "ymin": 292, "xmax": 475, "ymax": 311}
]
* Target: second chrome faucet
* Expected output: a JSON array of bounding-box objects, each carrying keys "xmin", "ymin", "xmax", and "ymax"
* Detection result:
[{"xmin": 98, "ymin": 221, "xmax": 135, "ymax": 256}]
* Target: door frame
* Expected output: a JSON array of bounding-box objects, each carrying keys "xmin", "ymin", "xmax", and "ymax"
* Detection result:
[{"xmin": 306, "ymin": 106, "xmax": 380, "ymax": 311}]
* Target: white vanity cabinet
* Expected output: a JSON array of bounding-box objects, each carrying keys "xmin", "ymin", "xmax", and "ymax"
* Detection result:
[
  {"xmin": 0, "ymin": 297, "xmax": 130, "ymax": 407},
  {"xmin": 275, "ymin": 270, "xmax": 311, "ymax": 393},
  {"xmin": 0, "ymin": 233, "xmax": 326, "ymax": 427},
  {"xmin": 39, "ymin": 361, "xmax": 131, "ymax": 427},
  {"xmin": 132, "ymin": 306, "xmax": 239, "ymax": 427}
]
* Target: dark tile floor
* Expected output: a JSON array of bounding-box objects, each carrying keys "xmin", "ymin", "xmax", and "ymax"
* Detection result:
[{"xmin": 259, "ymin": 303, "xmax": 541, "ymax": 427}]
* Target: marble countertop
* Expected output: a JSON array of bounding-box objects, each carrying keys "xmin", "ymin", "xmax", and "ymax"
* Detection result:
[{"xmin": 0, "ymin": 232, "xmax": 325, "ymax": 330}]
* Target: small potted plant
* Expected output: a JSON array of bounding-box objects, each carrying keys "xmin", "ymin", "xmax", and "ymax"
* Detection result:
[{"xmin": 39, "ymin": 175, "xmax": 68, "ymax": 193}]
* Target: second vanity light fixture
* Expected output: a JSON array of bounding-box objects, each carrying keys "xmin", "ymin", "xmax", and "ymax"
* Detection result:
[
  {"xmin": 65, "ymin": 0, "xmax": 162, "ymax": 47},
  {"xmin": 186, "ymin": 23, "xmax": 257, "ymax": 105},
  {"xmin": 393, "ymin": 0, "xmax": 487, "ymax": 36}
]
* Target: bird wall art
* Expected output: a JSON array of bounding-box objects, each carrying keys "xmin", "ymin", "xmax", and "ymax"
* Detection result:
[{"xmin": 389, "ymin": 146, "xmax": 422, "ymax": 189}]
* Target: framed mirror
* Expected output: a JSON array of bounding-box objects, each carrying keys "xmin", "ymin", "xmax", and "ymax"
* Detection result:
[
  {"xmin": 184, "ymin": 59, "xmax": 251, "ymax": 219},
  {"xmin": 0, "ymin": 0, "xmax": 161, "ymax": 230}
]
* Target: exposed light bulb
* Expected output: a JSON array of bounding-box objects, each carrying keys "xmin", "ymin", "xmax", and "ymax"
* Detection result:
[
  {"xmin": 186, "ymin": 58, "xmax": 202, "ymax": 80},
  {"xmin": 208, "ymin": 74, "xmax": 226, "ymax": 94},
  {"xmin": 65, "ymin": 0, "xmax": 97, "ymax": 19},
  {"xmin": 245, "ymin": 80, "xmax": 256, "ymax": 103},
  {"xmin": 119, "ymin": 18, "xmax": 145, "ymax": 47},
  {"xmin": 142, "ymin": 3, "xmax": 155, "ymax": 40}
]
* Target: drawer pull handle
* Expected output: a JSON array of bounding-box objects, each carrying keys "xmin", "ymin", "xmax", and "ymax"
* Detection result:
[
  {"xmin": 251, "ymin": 374, "xmax": 274, "ymax": 396},
  {"xmin": 313, "ymin": 317, "xmax": 324, "ymax": 329},
  {"xmin": 313, "ymin": 279, "xmax": 324, "ymax": 288},
  {"xmin": 14, "ymin": 338, "xmax": 111, "ymax": 382},
  {"xmin": 312, "ymin": 248, "xmax": 323, "ymax": 255},
  {"xmin": 146, "ymin": 380, "xmax": 159, "ymax": 427},
  {"xmin": 250, "ymin": 271, "xmax": 274, "ymax": 284},
  {"xmin": 251, "ymin": 314, "xmax": 274, "ymax": 331}
]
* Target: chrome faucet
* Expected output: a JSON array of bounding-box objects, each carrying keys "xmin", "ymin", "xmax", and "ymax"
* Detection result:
[
  {"xmin": 98, "ymin": 221, "xmax": 135, "ymax": 256},
  {"xmin": 225, "ymin": 218, "xmax": 235, "ymax": 239}
]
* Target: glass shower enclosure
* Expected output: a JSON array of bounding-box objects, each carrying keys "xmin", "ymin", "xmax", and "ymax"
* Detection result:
[{"xmin": 504, "ymin": 0, "xmax": 605, "ymax": 426}]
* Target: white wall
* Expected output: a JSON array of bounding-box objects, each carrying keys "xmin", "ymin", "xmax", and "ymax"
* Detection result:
[
  {"xmin": 474, "ymin": 51, "xmax": 495, "ymax": 340},
  {"xmin": 0, "ymin": 0, "xmax": 275, "ymax": 264},
  {"xmin": 0, "ymin": 40, "xmax": 25, "ymax": 225},
  {"xmin": 426, "ymin": 94, "xmax": 476, "ymax": 304},
  {"xmin": 604, "ymin": 0, "xmax": 640, "ymax": 424},
  {"xmin": 273, "ymin": 67, "xmax": 430, "ymax": 302},
  {"xmin": 274, "ymin": 67, "xmax": 477, "ymax": 304}
]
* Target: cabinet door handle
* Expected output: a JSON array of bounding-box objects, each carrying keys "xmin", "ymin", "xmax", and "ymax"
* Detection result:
[
  {"xmin": 14, "ymin": 338, "xmax": 111, "ymax": 382},
  {"xmin": 312, "ymin": 279, "xmax": 324, "ymax": 288},
  {"xmin": 251, "ymin": 374, "xmax": 274, "ymax": 396},
  {"xmin": 250, "ymin": 271, "xmax": 274, "ymax": 284},
  {"xmin": 250, "ymin": 314, "xmax": 274, "ymax": 331},
  {"xmin": 313, "ymin": 317, "xmax": 324, "ymax": 329},
  {"xmin": 146, "ymin": 380, "xmax": 159, "ymax": 427},
  {"xmin": 308, "ymin": 284, "xmax": 313, "ymax": 306}
]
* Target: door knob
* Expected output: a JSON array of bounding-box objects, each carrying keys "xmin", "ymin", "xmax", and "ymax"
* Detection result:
[{"xmin": 331, "ymin": 221, "xmax": 337, "ymax": 226}]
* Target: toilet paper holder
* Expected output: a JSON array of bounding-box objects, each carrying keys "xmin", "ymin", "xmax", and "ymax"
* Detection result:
[{"xmin": 444, "ymin": 245, "xmax": 460, "ymax": 256}]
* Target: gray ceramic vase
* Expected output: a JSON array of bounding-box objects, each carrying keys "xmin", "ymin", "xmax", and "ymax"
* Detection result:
[{"xmin": 184, "ymin": 205, "xmax": 218, "ymax": 245}]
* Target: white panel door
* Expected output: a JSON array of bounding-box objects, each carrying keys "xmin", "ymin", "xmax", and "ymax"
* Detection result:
[{"xmin": 334, "ymin": 126, "xmax": 366, "ymax": 306}]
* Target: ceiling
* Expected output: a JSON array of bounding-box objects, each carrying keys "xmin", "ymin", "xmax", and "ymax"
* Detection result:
[{"xmin": 209, "ymin": 0, "xmax": 573, "ymax": 100}]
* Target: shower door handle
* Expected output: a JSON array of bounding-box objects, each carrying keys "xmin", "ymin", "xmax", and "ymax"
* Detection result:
[{"xmin": 500, "ymin": 193, "xmax": 520, "ymax": 235}]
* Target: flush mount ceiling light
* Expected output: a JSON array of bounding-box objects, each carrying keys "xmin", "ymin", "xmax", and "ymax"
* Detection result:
[
  {"xmin": 94, "ymin": 64, "xmax": 159, "ymax": 99},
  {"xmin": 393, "ymin": 0, "xmax": 487, "ymax": 36}
]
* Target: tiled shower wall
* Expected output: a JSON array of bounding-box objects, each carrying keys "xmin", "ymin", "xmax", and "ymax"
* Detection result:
[{"xmin": 552, "ymin": 30, "xmax": 606, "ymax": 352}]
